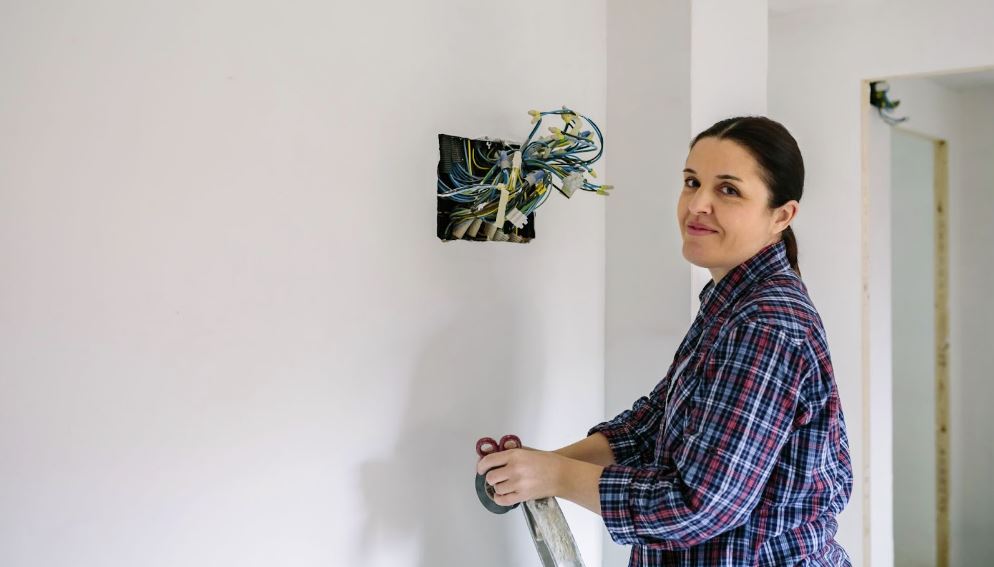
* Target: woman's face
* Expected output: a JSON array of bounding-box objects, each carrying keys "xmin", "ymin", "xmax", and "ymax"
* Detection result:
[{"xmin": 678, "ymin": 137, "xmax": 797, "ymax": 283}]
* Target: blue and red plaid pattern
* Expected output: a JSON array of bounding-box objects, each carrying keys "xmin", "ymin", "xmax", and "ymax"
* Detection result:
[{"xmin": 588, "ymin": 240, "xmax": 852, "ymax": 566}]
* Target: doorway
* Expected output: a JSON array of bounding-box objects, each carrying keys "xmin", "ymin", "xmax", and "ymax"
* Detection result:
[{"xmin": 862, "ymin": 68, "xmax": 994, "ymax": 567}]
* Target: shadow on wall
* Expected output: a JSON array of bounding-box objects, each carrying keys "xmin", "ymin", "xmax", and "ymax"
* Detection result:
[{"xmin": 358, "ymin": 271, "xmax": 548, "ymax": 566}]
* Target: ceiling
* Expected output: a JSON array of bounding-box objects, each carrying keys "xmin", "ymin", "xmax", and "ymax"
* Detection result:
[
  {"xmin": 765, "ymin": 1, "xmax": 994, "ymax": 92},
  {"xmin": 927, "ymin": 69, "xmax": 994, "ymax": 91},
  {"xmin": 768, "ymin": 0, "xmax": 841, "ymax": 15},
  {"xmin": 768, "ymin": 0, "xmax": 886, "ymax": 15}
]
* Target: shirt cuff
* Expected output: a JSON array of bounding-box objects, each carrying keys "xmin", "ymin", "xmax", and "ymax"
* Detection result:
[
  {"xmin": 597, "ymin": 463, "xmax": 640, "ymax": 545},
  {"xmin": 587, "ymin": 423, "xmax": 640, "ymax": 467}
]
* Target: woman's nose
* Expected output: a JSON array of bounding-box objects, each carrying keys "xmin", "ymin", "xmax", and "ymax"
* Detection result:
[{"xmin": 687, "ymin": 187, "xmax": 712, "ymax": 214}]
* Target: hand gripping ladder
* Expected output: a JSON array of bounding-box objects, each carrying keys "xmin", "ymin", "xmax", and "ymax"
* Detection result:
[{"xmin": 475, "ymin": 435, "xmax": 586, "ymax": 567}]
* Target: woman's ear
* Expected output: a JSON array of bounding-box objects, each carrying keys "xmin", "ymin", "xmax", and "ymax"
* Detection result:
[{"xmin": 774, "ymin": 200, "xmax": 799, "ymax": 232}]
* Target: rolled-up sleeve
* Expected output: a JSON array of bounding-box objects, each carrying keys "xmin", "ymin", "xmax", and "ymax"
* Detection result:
[
  {"xmin": 586, "ymin": 376, "xmax": 670, "ymax": 467},
  {"xmin": 598, "ymin": 320, "xmax": 810, "ymax": 548}
]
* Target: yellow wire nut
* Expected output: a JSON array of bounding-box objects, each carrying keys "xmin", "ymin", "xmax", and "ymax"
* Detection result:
[
  {"xmin": 589, "ymin": 168, "xmax": 597, "ymax": 178},
  {"xmin": 505, "ymin": 151, "xmax": 523, "ymax": 196},
  {"xmin": 596, "ymin": 184, "xmax": 614, "ymax": 196},
  {"xmin": 528, "ymin": 109, "xmax": 541, "ymax": 124}
]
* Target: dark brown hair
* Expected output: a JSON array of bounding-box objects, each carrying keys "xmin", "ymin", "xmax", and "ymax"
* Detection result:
[{"xmin": 690, "ymin": 116, "xmax": 804, "ymax": 278}]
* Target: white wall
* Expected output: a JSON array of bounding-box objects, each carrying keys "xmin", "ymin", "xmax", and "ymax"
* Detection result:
[
  {"xmin": 603, "ymin": 0, "xmax": 690, "ymax": 562},
  {"xmin": 864, "ymin": 74, "xmax": 994, "ymax": 567},
  {"xmin": 865, "ymin": 83, "xmax": 897, "ymax": 567},
  {"xmin": 948, "ymin": 84, "xmax": 994, "ymax": 567},
  {"xmin": 889, "ymin": 128, "xmax": 936, "ymax": 567},
  {"xmin": 3, "ymin": 1, "xmax": 990, "ymax": 566},
  {"xmin": 770, "ymin": 1, "xmax": 994, "ymax": 564},
  {"xmin": 0, "ymin": 2, "xmax": 609, "ymax": 566},
  {"xmin": 602, "ymin": 1, "xmax": 767, "ymax": 564}
]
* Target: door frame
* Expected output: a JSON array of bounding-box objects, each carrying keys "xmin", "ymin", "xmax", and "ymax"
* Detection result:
[{"xmin": 860, "ymin": 76, "xmax": 952, "ymax": 567}]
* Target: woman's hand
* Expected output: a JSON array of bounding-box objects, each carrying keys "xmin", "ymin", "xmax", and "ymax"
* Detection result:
[{"xmin": 475, "ymin": 447, "xmax": 568, "ymax": 507}]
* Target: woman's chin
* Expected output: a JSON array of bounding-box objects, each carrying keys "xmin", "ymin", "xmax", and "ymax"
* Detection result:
[{"xmin": 681, "ymin": 242, "xmax": 711, "ymax": 267}]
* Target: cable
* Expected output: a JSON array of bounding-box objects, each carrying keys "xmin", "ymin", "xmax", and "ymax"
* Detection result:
[
  {"xmin": 437, "ymin": 106, "xmax": 613, "ymax": 241},
  {"xmin": 870, "ymin": 81, "xmax": 909, "ymax": 126}
]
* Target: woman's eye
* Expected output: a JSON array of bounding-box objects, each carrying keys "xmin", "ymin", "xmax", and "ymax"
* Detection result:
[{"xmin": 683, "ymin": 178, "xmax": 737, "ymax": 196}]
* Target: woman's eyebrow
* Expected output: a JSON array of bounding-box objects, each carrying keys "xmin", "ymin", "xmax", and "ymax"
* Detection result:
[{"xmin": 682, "ymin": 168, "xmax": 744, "ymax": 182}]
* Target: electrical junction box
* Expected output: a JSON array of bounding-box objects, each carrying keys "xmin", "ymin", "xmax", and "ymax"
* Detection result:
[
  {"xmin": 435, "ymin": 107, "xmax": 612, "ymax": 244},
  {"xmin": 436, "ymin": 133, "xmax": 536, "ymax": 243}
]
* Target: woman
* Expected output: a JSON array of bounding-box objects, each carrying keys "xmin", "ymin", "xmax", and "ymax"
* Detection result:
[{"xmin": 476, "ymin": 116, "xmax": 853, "ymax": 566}]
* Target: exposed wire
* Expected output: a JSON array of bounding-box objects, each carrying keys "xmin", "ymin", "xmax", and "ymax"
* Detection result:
[
  {"xmin": 870, "ymin": 80, "xmax": 909, "ymax": 126},
  {"xmin": 437, "ymin": 106, "xmax": 613, "ymax": 239}
]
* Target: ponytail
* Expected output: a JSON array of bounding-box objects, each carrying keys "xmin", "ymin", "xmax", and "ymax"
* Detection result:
[{"xmin": 782, "ymin": 225, "xmax": 800, "ymax": 278}]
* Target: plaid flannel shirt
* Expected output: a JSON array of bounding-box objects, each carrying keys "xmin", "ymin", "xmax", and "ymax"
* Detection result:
[{"xmin": 588, "ymin": 240, "xmax": 852, "ymax": 566}]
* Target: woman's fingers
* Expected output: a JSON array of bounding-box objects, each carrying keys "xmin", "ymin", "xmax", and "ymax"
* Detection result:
[
  {"xmin": 485, "ymin": 466, "xmax": 511, "ymax": 487},
  {"xmin": 492, "ymin": 489, "xmax": 517, "ymax": 506},
  {"xmin": 475, "ymin": 445, "xmax": 559, "ymax": 505},
  {"xmin": 477, "ymin": 446, "xmax": 515, "ymax": 475},
  {"xmin": 484, "ymin": 460, "xmax": 525, "ymax": 499},
  {"xmin": 493, "ymin": 480, "xmax": 512, "ymax": 496}
]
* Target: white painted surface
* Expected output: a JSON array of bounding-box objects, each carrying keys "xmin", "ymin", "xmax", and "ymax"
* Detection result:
[
  {"xmin": 3, "ymin": 1, "xmax": 991, "ymax": 565},
  {"xmin": 864, "ymin": 75, "xmax": 994, "ymax": 567},
  {"xmin": 688, "ymin": 0, "xmax": 768, "ymax": 320},
  {"xmin": 866, "ymin": 84, "xmax": 897, "ymax": 567},
  {"xmin": 0, "ymin": 2, "xmax": 608, "ymax": 566},
  {"xmin": 603, "ymin": 0, "xmax": 766, "ymax": 564},
  {"xmin": 889, "ymin": 128, "xmax": 936, "ymax": 567},
  {"xmin": 602, "ymin": 0, "xmax": 691, "ymax": 563},
  {"xmin": 769, "ymin": 2, "xmax": 994, "ymax": 563},
  {"xmin": 948, "ymin": 84, "xmax": 994, "ymax": 567}
]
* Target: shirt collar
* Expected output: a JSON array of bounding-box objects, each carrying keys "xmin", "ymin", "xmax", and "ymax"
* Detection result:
[{"xmin": 697, "ymin": 239, "xmax": 792, "ymax": 318}]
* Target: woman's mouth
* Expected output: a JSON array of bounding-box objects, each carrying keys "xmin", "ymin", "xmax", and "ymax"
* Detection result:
[{"xmin": 687, "ymin": 223, "xmax": 718, "ymax": 236}]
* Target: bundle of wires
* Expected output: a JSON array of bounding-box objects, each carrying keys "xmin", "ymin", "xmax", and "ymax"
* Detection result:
[
  {"xmin": 870, "ymin": 81, "xmax": 909, "ymax": 126},
  {"xmin": 437, "ymin": 106, "xmax": 613, "ymax": 241}
]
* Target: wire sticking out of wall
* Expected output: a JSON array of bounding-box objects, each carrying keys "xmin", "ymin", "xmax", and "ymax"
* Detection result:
[
  {"xmin": 870, "ymin": 81, "xmax": 909, "ymax": 126},
  {"xmin": 436, "ymin": 106, "xmax": 613, "ymax": 243}
]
